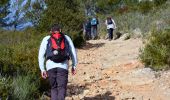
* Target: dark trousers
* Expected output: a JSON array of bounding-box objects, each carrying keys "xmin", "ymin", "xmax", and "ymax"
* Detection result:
[
  {"xmin": 47, "ymin": 68, "xmax": 68, "ymax": 100},
  {"xmin": 91, "ymin": 25, "xmax": 97, "ymax": 39},
  {"xmin": 85, "ymin": 28, "xmax": 91, "ymax": 40},
  {"xmin": 107, "ymin": 28, "xmax": 113, "ymax": 40}
]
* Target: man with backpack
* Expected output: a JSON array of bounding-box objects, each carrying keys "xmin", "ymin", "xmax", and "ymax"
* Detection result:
[
  {"xmin": 38, "ymin": 24, "xmax": 77, "ymax": 100},
  {"xmin": 105, "ymin": 16, "xmax": 117, "ymax": 41},
  {"xmin": 90, "ymin": 16, "xmax": 99, "ymax": 39}
]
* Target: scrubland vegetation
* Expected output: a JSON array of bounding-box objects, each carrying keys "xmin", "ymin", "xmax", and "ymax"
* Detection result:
[{"xmin": 0, "ymin": 0, "xmax": 169, "ymax": 99}]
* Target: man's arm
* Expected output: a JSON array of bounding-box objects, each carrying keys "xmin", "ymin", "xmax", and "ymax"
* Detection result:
[
  {"xmin": 38, "ymin": 36, "xmax": 49, "ymax": 78},
  {"xmin": 65, "ymin": 35, "xmax": 78, "ymax": 74},
  {"xmin": 112, "ymin": 19, "xmax": 117, "ymax": 29}
]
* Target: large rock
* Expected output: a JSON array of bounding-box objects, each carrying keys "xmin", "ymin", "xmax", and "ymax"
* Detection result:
[
  {"xmin": 132, "ymin": 28, "xmax": 142, "ymax": 38},
  {"xmin": 119, "ymin": 33, "xmax": 131, "ymax": 40}
]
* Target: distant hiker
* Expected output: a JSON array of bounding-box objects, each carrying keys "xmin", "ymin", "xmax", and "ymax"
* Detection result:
[
  {"xmin": 83, "ymin": 18, "xmax": 91, "ymax": 40},
  {"xmin": 38, "ymin": 24, "xmax": 77, "ymax": 100},
  {"xmin": 90, "ymin": 16, "xmax": 99, "ymax": 39},
  {"xmin": 105, "ymin": 17, "xmax": 116, "ymax": 41}
]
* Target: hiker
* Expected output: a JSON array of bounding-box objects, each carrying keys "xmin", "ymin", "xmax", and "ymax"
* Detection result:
[
  {"xmin": 90, "ymin": 16, "xmax": 99, "ymax": 39},
  {"xmin": 83, "ymin": 18, "xmax": 91, "ymax": 40},
  {"xmin": 38, "ymin": 24, "xmax": 77, "ymax": 100},
  {"xmin": 105, "ymin": 16, "xmax": 116, "ymax": 40}
]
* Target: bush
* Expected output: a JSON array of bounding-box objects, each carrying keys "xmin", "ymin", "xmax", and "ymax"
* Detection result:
[
  {"xmin": 138, "ymin": 1, "xmax": 154, "ymax": 14},
  {"xmin": 0, "ymin": 29, "xmax": 43, "ymax": 99},
  {"xmin": 11, "ymin": 75, "xmax": 40, "ymax": 100},
  {"xmin": 71, "ymin": 31, "xmax": 85, "ymax": 48},
  {"xmin": 0, "ymin": 75, "xmax": 11, "ymax": 99},
  {"xmin": 154, "ymin": 0, "xmax": 167, "ymax": 6},
  {"xmin": 0, "ymin": 29, "xmax": 46, "ymax": 76},
  {"xmin": 140, "ymin": 30, "xmax": 170, "ymax": 70}
]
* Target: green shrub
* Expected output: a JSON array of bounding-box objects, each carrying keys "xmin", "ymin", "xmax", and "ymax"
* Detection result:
[
  {"xmin": 0, "ymin": 30, "xmax": 41, "ymax": 76},
  {"xmin": 0, "ymin": 75, "xmax": 11, "ymax": 99},
  {"xmin": 154, "ymin": 0, "xmax": 167, "ymax": 6},
  {"xmin": 11, "ymin": 75, "xmax": 40, "ymax": 100},
  {"xmin": 71, "ymin": 31, "xmax": 85, "ymax": 48},
  {"xmin": 140, "ymin": 30, "xmax": 170, "ymax": 70},
  {"xmin": 138, "ymin": 1, "xmax": 154, "ymax": 14},
  {"xmin": 0, "ymin": 30, "xmax": 43, "ymax": 100}
]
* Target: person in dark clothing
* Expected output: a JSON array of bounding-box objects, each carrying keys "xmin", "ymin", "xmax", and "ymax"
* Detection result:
[
  {"xmin": 84, "ymin": 18, "xmax": 91, "ymax": 40},
  {"xmin": 90, "ymin": 16, "xmax": 99, "ymax": 39},
  {"xmin": 38, "ymin": 24, "xmax": 77, "ymax": 100}
]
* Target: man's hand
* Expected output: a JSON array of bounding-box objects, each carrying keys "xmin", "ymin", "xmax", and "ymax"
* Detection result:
[
  {"xmin": 41, "ymin": 71, "xmax": 48, "ymax": 79},
  {"xmin": 71, "ymin": 68, "xmax": 76, "ymax": 75}
]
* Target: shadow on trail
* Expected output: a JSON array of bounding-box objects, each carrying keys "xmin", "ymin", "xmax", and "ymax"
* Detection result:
[
  {"xmin": 42, "ymin": 83, "xmax": 115, "ymax": 100},
  {"xmin": 67, "ymin": 83, "xmax": 90, "ymax": 97},
  {"xmin": 42, "ymin": 84, "xmax": 90, "ymax": 98},
  {"xmin": 84, "ymin": 91, "xmax": 115, "ymax": 100},
  {"xmin": 81, "ymin": 42, "xmax": 105, "ymax": 50}
]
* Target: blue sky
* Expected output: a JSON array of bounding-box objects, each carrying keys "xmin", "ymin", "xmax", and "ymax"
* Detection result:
[{"xmin": 3, "ymin": 0, "xmax": 46, "ymax": 30}]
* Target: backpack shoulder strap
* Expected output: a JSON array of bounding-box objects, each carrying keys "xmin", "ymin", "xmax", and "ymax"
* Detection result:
[{"xmin": 63, "ymin": 34, "xmax": 69, "ymax": 44}]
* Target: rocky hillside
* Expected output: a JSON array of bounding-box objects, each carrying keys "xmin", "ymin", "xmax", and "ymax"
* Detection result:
[{"xmin": 66, "ymin": 36, "xmax": 170, "ymax": 100}]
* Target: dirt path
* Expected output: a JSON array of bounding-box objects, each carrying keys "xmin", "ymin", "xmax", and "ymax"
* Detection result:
[{"xmin": 66, "ymin": 38, "xmax": 170, "ymax": 100}]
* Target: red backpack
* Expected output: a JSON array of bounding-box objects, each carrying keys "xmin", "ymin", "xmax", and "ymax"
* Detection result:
[{"xmin": 46, "ymin": 32, "xmax": 70, "ymax": 63}]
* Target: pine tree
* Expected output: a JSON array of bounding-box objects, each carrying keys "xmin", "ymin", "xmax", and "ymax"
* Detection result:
[{"xmin": 38, "ymin": 0, "xmax": 84, "ymax": 33}]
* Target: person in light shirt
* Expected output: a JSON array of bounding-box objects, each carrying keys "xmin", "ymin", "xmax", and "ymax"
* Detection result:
[
  {"xmin": 105, "ymin": 17, "xmax": 117, "ymax": 41},
  {"xmin": 38, "ymin": 24, "xmax": 77, "ymax": 100}
]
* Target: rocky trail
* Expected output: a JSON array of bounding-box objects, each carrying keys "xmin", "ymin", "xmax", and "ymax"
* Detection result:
[{"xmin": 65, "ymin": 37, "xmax": 170, "ymax": 100}]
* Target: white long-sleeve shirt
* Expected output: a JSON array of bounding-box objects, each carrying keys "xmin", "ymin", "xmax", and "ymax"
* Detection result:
[
  {"xmin": 38, "ymin": 35, "xmax": 78, "ymax": 72},
  {"xmin": 105, "ymin": 19, "xmax": 117, "ymax": 29}
]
